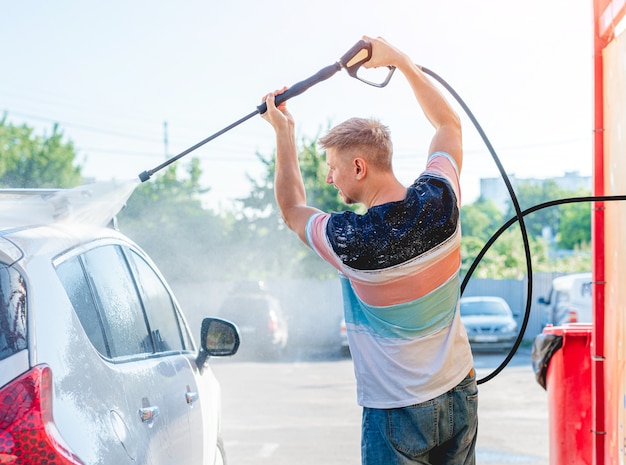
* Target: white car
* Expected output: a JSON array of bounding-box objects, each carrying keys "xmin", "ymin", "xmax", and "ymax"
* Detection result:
[
  {"xmin": 538, "ymin": 272, "xmax": 593, "ymax": 326},
  {"xmin": 0, "ymin": 185, "xmax": 239, "ymax": 465}
]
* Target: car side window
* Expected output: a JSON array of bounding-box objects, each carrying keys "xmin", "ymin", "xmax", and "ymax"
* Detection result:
[
  {"xmin": 0, "ymin": 263, "xmax": 27, "ymax": 360},
  {"xmin": 125, "ymin": 249, "xmax": 189, "ymax": 352},
  {"xmin": 81, "ymin": 245, "xmax": 152, "ymax": 358},
  {"xmin": 57, "ymin": 243, "xmax": 195, "ymax": 359},
  {"xmin": 56, "ymin": 257, "xmax": 109, "ymax": 356},
  {"xmin": 555, "ymin": 290, "xmax": 568, "ymax": 304}
]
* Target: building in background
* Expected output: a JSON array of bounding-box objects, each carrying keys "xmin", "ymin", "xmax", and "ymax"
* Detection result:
[{"xmin": 480, "ymin": 171, "xmax": 591, "ymax": 213}]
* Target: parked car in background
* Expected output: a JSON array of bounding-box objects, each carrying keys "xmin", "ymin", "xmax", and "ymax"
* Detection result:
[
  {"xmin": 0, "ymin": 187, "xmax": 239, "ymax": 465},
  {"xmin": 219, "ymin": 281, "xmax": 288, "ymax": 360},
  {"xmin": 538, "ymin": 272, "xmax": 593, "ymax": 326},
  {"xmin": 460, "ymin": 296, "xmax": 519, "ymax": 352},
  {"xmin": 339, "ymin": 317, "xmax": 350, "ymax": 356}
]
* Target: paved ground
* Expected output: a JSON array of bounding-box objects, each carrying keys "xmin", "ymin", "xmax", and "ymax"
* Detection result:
[
  {"xmin": 212, "ymin": 345, "xmax": 550, "ymax": 465},
  {"xmin": 475, "ymin": 365, "xmax": 549, "ymax": 464}
]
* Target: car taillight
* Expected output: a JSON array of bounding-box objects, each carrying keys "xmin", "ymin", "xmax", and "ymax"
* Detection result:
[
  {"xmin": 0, "ymin": 365, "xmax": 84, "ymax": 465},
  {"xmin": 268, "ymin": 311, "xmax": 278, "ymax": 334}
]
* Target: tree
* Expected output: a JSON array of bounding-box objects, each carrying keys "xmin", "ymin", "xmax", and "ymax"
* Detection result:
[
  {"xmin": 461, "ymin": 189, "xmax": 591, "ymax": 279},
  {"xmin": 118, "ymin": 160, "xmax": 237, "ymax": 283},
  {"xmin": 461, "ymin": 223, "xmax": 551, "ymax": 280},
  {"xmin": 0, "ymin": 114, "xmax": 82, "ymax": 187},
  {"xmin": 236, "ymin": 136, "xmax": 362, "ymax": 279},
  {"xmin": 460, "ymin": 198, "xmax": 503, "ymax": 242},
  {"xmin": 556, "ymin": 189, "xmax": 592, "ymax": 249},
  {"xmin": 504, "ymin": 180, "xmax": 592, "ymax": 249},
  {"xmin": 504, "ymin": 180, "xmax": 563, "ymax": 239}
]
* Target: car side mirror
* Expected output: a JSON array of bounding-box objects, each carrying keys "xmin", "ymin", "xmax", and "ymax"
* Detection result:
[{"xmin": 196, "ymin": 318, "xmax": 240, "ymax": 371}]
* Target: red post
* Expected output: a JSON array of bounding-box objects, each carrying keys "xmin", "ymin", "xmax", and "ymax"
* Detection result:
[{"xmin": 591, "ymin": 1, "xmax": 606, "ymax": 463}]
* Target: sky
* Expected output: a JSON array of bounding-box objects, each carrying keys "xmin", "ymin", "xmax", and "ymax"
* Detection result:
[{"xmin": 1, "ymin": 1, "xmax": 594, "ymax": 210}]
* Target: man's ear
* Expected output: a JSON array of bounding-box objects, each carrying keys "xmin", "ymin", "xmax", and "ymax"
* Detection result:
[{"xmin": 354, "ymin": 158, "xmax": 367, "ymax": 180}]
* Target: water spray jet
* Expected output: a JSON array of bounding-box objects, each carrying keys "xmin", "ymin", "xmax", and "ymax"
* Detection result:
[{"xmin": 0, "ymin": 179, "xmax": 139, "ymax": 230}]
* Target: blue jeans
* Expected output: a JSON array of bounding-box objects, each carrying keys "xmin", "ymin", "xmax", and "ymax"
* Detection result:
[{"xmin": 361, "ymin": 371, "xmax": 478, "ymax": 465}]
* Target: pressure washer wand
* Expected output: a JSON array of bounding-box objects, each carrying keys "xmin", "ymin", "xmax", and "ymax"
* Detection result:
[
  {"xmin": 138, "ymin": 109, "xmax": 259, "ymax": 182},
  {"xmin": 138, "ymin": 40, "xmax": 394, "ymax": 182}
]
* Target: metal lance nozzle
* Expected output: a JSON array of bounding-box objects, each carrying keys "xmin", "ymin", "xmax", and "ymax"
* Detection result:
[{"xmin": 138, "ymin": 170, "xmax": 152, "ymax": 182}]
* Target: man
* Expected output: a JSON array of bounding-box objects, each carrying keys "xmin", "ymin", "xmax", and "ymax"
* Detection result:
[{"xmin": 261, "ymin": 35, "xmax": 476, "ymax": 465}]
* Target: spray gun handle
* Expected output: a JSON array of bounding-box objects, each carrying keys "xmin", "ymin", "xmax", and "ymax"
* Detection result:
[
  {"xmin": 339, "ymin": 39, "xmax": 373, "ymax": 77},
  {"xmin": 257, "ymin": 63, "xmax": 341, "ymax": 114},
  {"xmin": 340, "ymin": 39, "xmax": 396, "ymax": 88}
]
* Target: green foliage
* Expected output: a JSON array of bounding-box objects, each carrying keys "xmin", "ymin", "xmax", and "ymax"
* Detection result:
[
  {"xmin": 0, "ymin": 114, "xmax": 82, "ymax": 187},
  {"xmin": 462, "ymin": 226, "xmax": 549, "ymax": 280},
  {"xmin": 504, "ymin": 180, "xmax": 591, "ymax": 249},
  {"xmin": 505, "ymin": 180, "xmax": 564, "ymax": 237},
  {"xmin": 459, "ymin": 180, "xmax": 593, "ymax": 279},
  {"xmin": 556, "ymin": 190, "xmax": 592, "ymax": 249},
  {"xmin": 460, "ymin": 198, "xmax": 503, "ymax": 242},
  {"xmin": 118, "ymin": 161, "xmax": 235, "ymax": 282},
  {"xmin": 240, "ymin": 137, "xmax": 360, "ymax": 215},
  {"xmin": 234, "ymin": 137, "xmax": 361, "ymax": 279},
  {"xmin": 232, "ymin": 150, "xmax": 311, "ymax": 279}
]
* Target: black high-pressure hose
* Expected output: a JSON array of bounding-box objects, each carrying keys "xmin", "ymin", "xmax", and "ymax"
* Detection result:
[
  {"xmin": 422, "ymin": 67, "xmax": 626, "ymax": 385},
  {"xmin": 461, "ymin": 193, "xmax": 626, "ymax": 384},
  {"xmin": 470, "ymin": 194, "xmax": 626, "ymax": 273},
  {"xmin": 419, "ymin": 66, "xmax": 534, "ymax": 385}
]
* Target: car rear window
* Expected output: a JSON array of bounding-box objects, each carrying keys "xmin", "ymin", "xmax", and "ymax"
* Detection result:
[{"xmin": 0, "ymin": 263, "xmax": 27, "ymax": 360}]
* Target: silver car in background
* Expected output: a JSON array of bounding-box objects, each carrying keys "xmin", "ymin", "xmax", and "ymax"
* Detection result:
[
  {"xmin": 460, "ymin": 296, "xmax": 518, "ymax": 352},
  {"xmin": 0, "ymin": 186, "xmax": 239, "ymax": 465}
]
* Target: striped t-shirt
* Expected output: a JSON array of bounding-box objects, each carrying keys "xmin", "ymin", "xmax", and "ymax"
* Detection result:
[{"xmin": 306, "ymin": 152, "xmax": 473, "ymax": 408}]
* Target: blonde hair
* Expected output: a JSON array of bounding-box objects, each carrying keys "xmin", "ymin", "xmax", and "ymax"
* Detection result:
[{"xmin": 318, "ymin": 118, "xmax": 393, "ymax": 170}]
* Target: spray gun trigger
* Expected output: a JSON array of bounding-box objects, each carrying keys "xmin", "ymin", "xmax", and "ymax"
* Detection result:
[{"xmin": 352, "ymin": 66, "xmax": 396, "ymax": 88}]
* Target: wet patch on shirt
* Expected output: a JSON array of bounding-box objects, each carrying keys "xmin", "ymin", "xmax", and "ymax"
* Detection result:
[{"xmin": 327, "ymin": 175, "xmax": 458, "ymax": 270}]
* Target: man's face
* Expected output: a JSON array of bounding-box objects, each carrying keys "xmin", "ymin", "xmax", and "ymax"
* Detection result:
[{"xmin": 325, "ymin": 148, "xmax": 357, "ymax": 205}]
